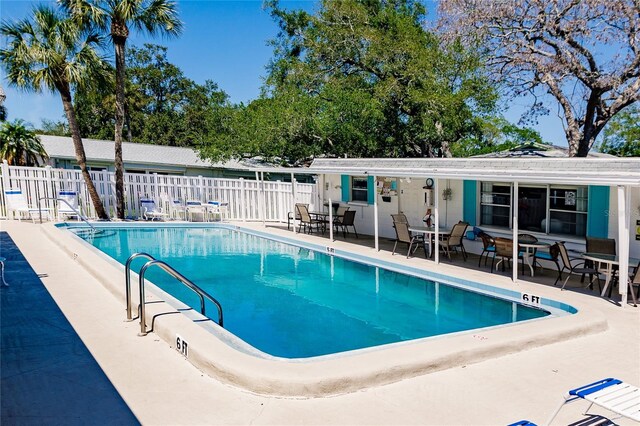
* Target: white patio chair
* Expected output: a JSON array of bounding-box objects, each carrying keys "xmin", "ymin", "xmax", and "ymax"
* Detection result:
[
  {"xmin": 4, "ymin": 188, "xmax": 51, "ymax": 222},
  {"xmin": 140, "ymin": 198, "xmax": 168, "ymax": 221},
  {"xmin": 57, "ymin": 190, "xmax": 80, "ymax": 221},
  {"xmin": 185, "ymin": 200, "xmax": 205, "ymax": 222}
]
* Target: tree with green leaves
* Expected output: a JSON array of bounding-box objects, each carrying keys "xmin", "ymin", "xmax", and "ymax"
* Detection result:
[
  {"xmin": 0, "ymin": 5, "xmax": 110, "ymax": 218},
  {"xmin": 598, "ymin": 106, "xmax": 640, "ymax": 157},
  {"xmin": 64, "ymin": 44, "xmax": 229, "ymax": 147},
  {"xmin": 202, "ymin": 0, "xmax": 497, "ymax": 164},
  {"xmin": 0, "ymin": 120, "xmax": 48, "ymax": 166},
  {"xmin": 61, "ymin": 0, "xmax": 182, "ymax": 219}
]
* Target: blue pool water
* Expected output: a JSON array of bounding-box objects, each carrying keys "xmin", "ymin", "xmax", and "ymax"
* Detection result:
[{"xmin": 75, "ymin": 226, "xmax": 550, "ymax": 358}]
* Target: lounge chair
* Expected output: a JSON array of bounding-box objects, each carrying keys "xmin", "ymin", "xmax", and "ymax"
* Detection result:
[
  {"xmin": 205, "ymin": 201, "xmax": 229, "ymax": 222},
  {"xmin": 4, "ymin": 188, "xmax": 51, "ymax": 222},
  {"xmin": 546, "ymin": 378, "xmax": 640, "ymax": 424},
  {"xmin": 140, "ymin": 198, "xmax": 167, "ymax": 221},
  {"xmin": 185, "ymin": 200, "xmax": 205, "ymax": 222},
  {"xmin": 334, "ymin": 209, "xmax": 357, "ymax": 238},
  {"xmin": 557, "ymin": 242, "xmax": 601, "ymax": 291},
  {"xmin": 391, "ymin": 219, "xmax": 425, "ymax": 258},
  {"xmin": 57, "ymin": 190, "xmax": 80, "ymax": 221},
  {"xmin": 508, "ymin": 421, "xmax": 536, "ymax": 426},
  {"xmin": 439, "ymin": 221, "xmax": 469, "ymax": 261},
  {"xmin": 161, "ymin": 195, "xmax": 186, "ymax": 220}
]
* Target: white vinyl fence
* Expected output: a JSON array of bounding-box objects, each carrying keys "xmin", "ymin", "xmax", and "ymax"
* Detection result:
[{"xmin": 0, "ymin": 161, "xmax": 317, "ymax": 221}]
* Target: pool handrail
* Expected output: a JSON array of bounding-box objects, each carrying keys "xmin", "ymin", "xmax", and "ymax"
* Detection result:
[
  {"xmin": 125, "ymin": 252, "xmax": 157, "ymax": 320},
  {"xmin": 137, "ymin": 259, "xmax": 224, "ymax": 336},
  {"xmin": 38, "ymin": 196, "xmax": 97, "ymax": 233}
]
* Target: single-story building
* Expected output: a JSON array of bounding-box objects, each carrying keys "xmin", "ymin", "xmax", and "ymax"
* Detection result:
[
  {"xmin": 38, "ymin": 135, "xmax": 313, "ymax": 182},
  {"xmin": 252, "ymin": 157, "xmax": 640, "ymax": 304}
]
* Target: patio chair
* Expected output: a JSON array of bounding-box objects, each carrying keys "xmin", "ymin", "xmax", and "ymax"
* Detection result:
[
  {"xmin": 296, "ymin": 203, "xmax": 326, "ymax": 234},
  {"xmin": 439, "ymin": 221, "xmax": 469, "ymax": 261},
  {"xmin": 583, "ymin": 237, "xmax": 617, "ymax": 288},
  {"xmin": 391, "ymin": 213, "xmax": 408, "ymax": 224},
  {"xmin": 556, "ymin": 242, "xmax": 601, "ymax": 291},
  {"xmin": 535, "ymin": 243, "xmax": 562, "ymax": 284},
  {"xmin": 546, "ymin": 378, "xmax": 640, "ymax": 424},
  {"xmin": 391, "ymin": 220, "xmax": 424, "ymax": 258},
  {"xmin": 477, "ymin": 231, "xmax": 496, "ymax": 267},
  {"xmin": 334, "ymin": 209, "xmax": 358, "ymax": 238},
  {"xmin": 140, "ymin": 198, "xmax": 167, "ymax": 221},
  {"xmin": 57, "ymin": 190, "xmax": 80, "ymax": 221},
  {"xmin": 4, "ymin": 188, "xmax": 51, "ymax": 222},
  {"xmin": 491, "ymin": 237, "xmax": 514, "ymax": 272},
  {"xmin": 288, "ymin": 203, "xmax": 307, "ymax": 230},
  {"xmin": 186, "ymin": 200, "xmax": 205, "ymax": 222}
]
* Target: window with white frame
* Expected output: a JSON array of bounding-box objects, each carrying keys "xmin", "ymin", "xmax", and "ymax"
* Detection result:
[
  {"xmin": 480, "ymin": 182, "xmax": 511, "ymax": 228},
  {"xmin": 479, "ymin": 182, "xmax": 588, "ymax": 237},
  {"xmin": 351, "ymin": 176, "xmax": 369, "ymax": 202}
]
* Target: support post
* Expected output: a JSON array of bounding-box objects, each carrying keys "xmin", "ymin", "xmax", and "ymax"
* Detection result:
[
  {"xmin": 261, "ymin": 171, "xmax": 266, "ymax": 227},
  {"xmin": 617, "ymin": 185, "xmax": 630, "ymax": 307},
  {"xmin": 329, "ymin": 197, "xmax": 334, "ymax": 242},
  {"xmin": 291, "ymin": 173, "xmax": 296, "ymax": 233},
  {"xmin": 434, "ymin": 178, "xmax": 440, "ymax": 264},
  {"xmin": 512, "ymin": 181, "xmax": 519, "ymax": 283},
  {"xmin": 240, "ymin": 178, "xmax": 246, "ymax": 222},
  {"xmin": 373, "ymin": 175, "xmax": 379, "ymax": 251}
]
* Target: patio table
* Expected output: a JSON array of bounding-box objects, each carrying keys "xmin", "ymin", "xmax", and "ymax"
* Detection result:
[
  {"xmin": 518, "ymin": 241, "xmax": 551, "ymax": 277},
  {"xmin": 408, "ymin": 225, "xmax": 450, "ymax": 258},
  {"xmin": 582, "ymin": 252, "xmax": 640, "ymax": 302}
]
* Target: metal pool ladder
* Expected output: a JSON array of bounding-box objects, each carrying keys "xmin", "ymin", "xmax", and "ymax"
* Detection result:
[
  {"xmin": 37, "ymin": 196, "xmax": 99, "ymax": 234},
  {"xmin": 125, "ymin": 253, "xmax": 224, "ymax": 336}
]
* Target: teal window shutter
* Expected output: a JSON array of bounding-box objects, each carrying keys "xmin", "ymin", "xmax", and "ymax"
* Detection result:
[
  {"xmin": 587, "ymin": 186, "xmax": 609, "ymax": 237},
  {"xmin": 367, "ymin": 176, "xmax": 375, "ymax": 205},
  {"xmin": 463, "ymin": 180, "xmax": 477, "ymax": 226},
  {"xmin": 341, "ymin": 175, "xmax": 350, "ymax": 202}
]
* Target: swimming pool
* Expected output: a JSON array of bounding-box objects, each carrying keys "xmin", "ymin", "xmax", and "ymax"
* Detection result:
[{"xmin": 72, "ymin": 224, "xmax": 554, "ymax": 359}]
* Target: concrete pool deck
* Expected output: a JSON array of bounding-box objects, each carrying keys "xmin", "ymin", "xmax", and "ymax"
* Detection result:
[{"xmin": 1, "ymin": 220, "xmax": 639, "ymax": 425}]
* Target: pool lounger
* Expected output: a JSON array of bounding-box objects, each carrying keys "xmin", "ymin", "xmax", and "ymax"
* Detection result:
[
  {"xmin": 508, "ymin": 421, "xmax": 536, "ymax": 426},
  {"xmin": 546, "ymin": 378, "xmax": 640, "ymax": 424}
]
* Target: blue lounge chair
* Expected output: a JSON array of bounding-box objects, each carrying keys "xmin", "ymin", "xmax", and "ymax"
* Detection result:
[
  {"xmin": 547, "ymin": 378, "xmax": 640, "ymax": 424},
  {"xmin": 508, "ymin": 421, "xmax": 536, "ymax": 426}
]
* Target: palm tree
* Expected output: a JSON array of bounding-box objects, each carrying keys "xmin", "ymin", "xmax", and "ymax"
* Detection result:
[
  {"xmin": 0, "ymin": 120, "xmax": 49, "ymax": 166},
  {"xmin": 0, "ymin": 5, "xmax": 110, "ymax": 219},
  {"xmin": 61, "ymin": 0, "xmax": 182, "ymax": 219}
]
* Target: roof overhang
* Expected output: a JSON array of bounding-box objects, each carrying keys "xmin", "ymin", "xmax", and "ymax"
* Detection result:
[{"xmin": 253, "ymin": 158, "xmax": 640, "ymax": 187}]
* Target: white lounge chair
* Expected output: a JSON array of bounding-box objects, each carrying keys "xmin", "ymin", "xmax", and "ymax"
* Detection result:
[
  {"xmin": 4, "ymin": 188, "xmax": 51, "ymax": 222},
  {"xmin": 140, "ymin": 198, "xmax": 167, "ymax": 221},
  {"xmin": 160, "ymin": 195, "xmax": 186, "ymax": 220},
  {"xmin": 186, "ymin": 200, "xmax": 205, "ymax": 222},
  {"xmin": 57, "ymin": 190, "xmax": 81, "ymax": 221},
  {"xmin": 205, "ymin": 201, "xmax": 229, "ymax": 222},
  {"xmin": 547, "ymin": 378, "xmax": 640, "ymax": 424}
]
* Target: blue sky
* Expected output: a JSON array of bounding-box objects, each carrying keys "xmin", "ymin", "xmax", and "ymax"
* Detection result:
[{"xmin": 0, "ymin": 0, "xmax": 566, "ymax": 146}]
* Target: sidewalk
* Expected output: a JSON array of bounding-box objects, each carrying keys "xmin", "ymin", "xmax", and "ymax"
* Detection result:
[{"xmin": 0, "ymin": 231, "xmax": 138, "ymax": 425}]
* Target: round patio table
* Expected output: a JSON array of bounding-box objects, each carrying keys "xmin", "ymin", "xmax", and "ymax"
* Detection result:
[{"xmin": 518, "ymin": 241, "xmax": 550, "ymax": 277}]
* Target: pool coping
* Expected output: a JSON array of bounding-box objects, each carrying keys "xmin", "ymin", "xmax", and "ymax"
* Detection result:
[{"xmin": 43, "ymin": 222, "xmax": 608, "ymax": 397}]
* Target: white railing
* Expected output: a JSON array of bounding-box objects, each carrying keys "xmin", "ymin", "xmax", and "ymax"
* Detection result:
[{"xmin": 0, "ymin": 161, "xmax": 316, "ymax": 221}]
